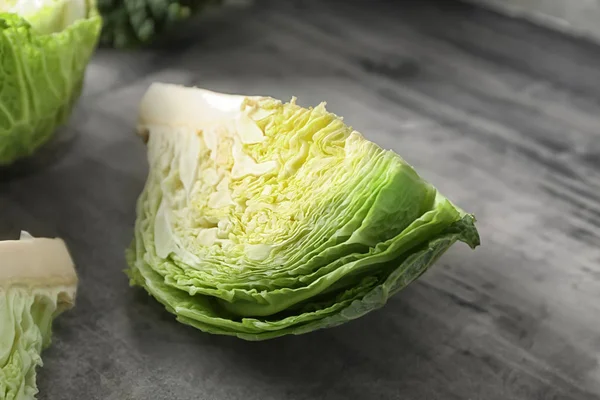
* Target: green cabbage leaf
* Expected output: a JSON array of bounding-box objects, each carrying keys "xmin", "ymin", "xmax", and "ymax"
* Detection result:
[
  {"xmin": 127, "ymin": 83, "xmax": 480, "ymax": 340},
  {"xmin": 0, "ymin": 232, "xmax": 78, "ymax": 399},
  {"xmin": 0, "ymin": 0, "xmax": 101, "ymax": 165}
]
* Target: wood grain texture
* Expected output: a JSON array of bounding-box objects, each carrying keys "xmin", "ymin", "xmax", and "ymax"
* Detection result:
[{"xmin": 1, "ymin": 0, "xmax": 599, "ymax": 399}]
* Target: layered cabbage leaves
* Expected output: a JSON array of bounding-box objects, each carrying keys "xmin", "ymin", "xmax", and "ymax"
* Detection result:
[
  {"xmin": 127, "ymin": 83, "xmax": 480, "ymax": 340},
  {"xmin": 0, "ymin": 232, "xmax": 78, "ymax": 399},
  {"xmin": 98, "ymin": 0, "xmax": 218, "ymax": 48}
]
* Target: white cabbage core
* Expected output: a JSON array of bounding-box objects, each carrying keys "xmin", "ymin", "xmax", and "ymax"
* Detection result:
[{"xmin": 0, "ymin": 231, "xmax": 77, "ymax": 293}]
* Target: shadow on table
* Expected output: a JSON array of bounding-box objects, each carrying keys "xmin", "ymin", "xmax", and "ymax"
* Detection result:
[
  {"xmin": 122, "ymin": 262, "xmax": 600, "ymax": 400},
  {"xmin": 0, "ymin": 125, "xmax": 80, "ymax": 182},
  {"xmin": 126, "ymin": 286, "xmax": 430, "ymax": 400}
]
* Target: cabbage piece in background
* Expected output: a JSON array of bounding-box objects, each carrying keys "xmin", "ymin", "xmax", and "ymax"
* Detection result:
[
  {"xmin": 127, "ymin": 83, "xmax": 480, "ymax": 340},
  {"xmin": 0, "ymin": 0, "xmax": 101, "ymax": 166},
  {"xmin": 0, "ymin": 232, "xmax": 78, "ymax": 400},
  {"xmin": 97, "ymin": 0, "xmax": 220, "ymax": 48}
]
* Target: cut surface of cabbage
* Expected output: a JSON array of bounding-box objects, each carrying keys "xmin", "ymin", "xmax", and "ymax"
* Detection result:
[
  {"xmin": 0, "ymin": 232, "xmax": 77, "ymax": 399},
  {"xmin": 127, "ymin": 83, "xmax": 480, "ymax": 340}
]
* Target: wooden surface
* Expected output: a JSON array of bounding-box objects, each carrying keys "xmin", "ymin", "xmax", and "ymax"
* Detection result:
[{"xmin": 1, "ymin": 0, "xmax": 600, "ymax": 399}]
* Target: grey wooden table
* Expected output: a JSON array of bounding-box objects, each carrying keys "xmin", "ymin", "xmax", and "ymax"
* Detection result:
[{"xmin": 2, "ymin": 0, "xmax": 600, "ymax": 399}]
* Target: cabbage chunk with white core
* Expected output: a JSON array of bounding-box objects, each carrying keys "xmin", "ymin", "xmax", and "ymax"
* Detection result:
[
  {"xmin": 0, "ymin": 0, "xmax": 101, "ymax": 165},
  {"xmin": 127, "ymin": 83, "xmax": 480, "ymax": 340},
  {"xmin": 0, "ymin": 232, "xmax": 77, "ymax": 400}
]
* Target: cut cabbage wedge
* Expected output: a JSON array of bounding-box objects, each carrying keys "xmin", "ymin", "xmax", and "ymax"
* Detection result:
[
  {"xmin": 0, "ymin": 232, "xmax": 77, "ymax": 400},
  {"xmin": 127, "ymin": 82, "xmax": 480, "ymax": 340}
]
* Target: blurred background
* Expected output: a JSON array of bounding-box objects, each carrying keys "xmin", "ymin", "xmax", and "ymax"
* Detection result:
[{"xmin": 466, "ymin": 0, "xmax": 600, "ymax": 43}]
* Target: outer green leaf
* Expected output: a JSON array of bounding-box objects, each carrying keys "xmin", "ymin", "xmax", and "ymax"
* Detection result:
[{"xmin": 0, "ymin": 0, "xmax": 101, "ymax": 166}]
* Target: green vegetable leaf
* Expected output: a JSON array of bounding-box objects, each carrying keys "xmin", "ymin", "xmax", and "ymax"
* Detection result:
[
  {"xmin": 0, "ymin": 0, "xmax": 101, "ymax": 166},
  {"xmin": 98, "ymin": 0, "xmax": 219, "ymax": 48},
  {"xmin": 127, "ymin": 83, "xmax": 480, "ymax": 340},
  {"xmin": 0, "ymin": 232, "xmax": 78, "ymax": 399},
  {"xmin": 0, "ymin": 288, "xmax": 69, "ymax": 399}
]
